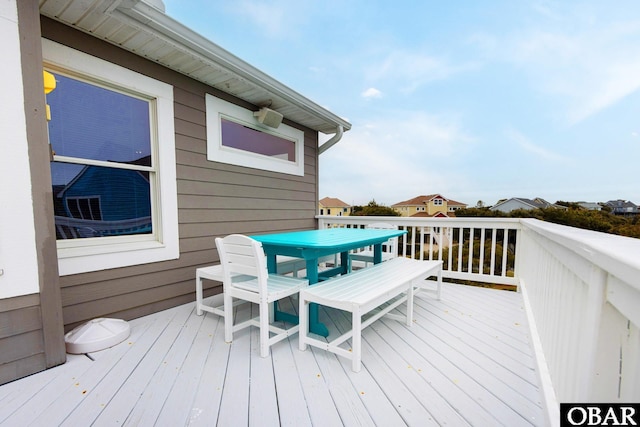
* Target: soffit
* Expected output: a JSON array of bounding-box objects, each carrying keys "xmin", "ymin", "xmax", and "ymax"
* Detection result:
[{"xmin": 38, "ymin": 0, "xmax": 351, "ymax": 135}]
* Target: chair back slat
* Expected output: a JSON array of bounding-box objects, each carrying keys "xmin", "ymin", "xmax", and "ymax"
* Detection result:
[{"xmin": 216, "ymin": 234, "xmax": 269, "ymax": 294}]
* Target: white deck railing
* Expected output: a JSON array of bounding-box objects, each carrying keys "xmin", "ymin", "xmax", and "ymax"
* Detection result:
[
  {"xmin": 517, "ymin": 218, "xmax": 640, "ymax": 405},
  {"xmin": 317, "ymin": 215, "xmax": 640, "ymax": 413},
  {"xmin": 317, "ymin": 215, "xmax": 522, "ymax": 287}
]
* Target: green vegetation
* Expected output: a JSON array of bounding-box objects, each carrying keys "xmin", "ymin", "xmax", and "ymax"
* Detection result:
[
  {"xmin": 455, "ymin": 205, "xmax": 640, "ymax": 238},
  {"xmin": 351, "ymin": 200, "xmax": 400, "ymax": 217}
]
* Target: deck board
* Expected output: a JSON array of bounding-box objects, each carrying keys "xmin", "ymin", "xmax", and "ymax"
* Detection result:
[{"xmin": 0, "ymin": 283, "xmax": 547, "ymax": 426}]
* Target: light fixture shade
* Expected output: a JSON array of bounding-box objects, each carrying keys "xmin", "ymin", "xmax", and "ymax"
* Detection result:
[{"xmin": 254, "ymin": 107, "xmax": 283, "ymax": 128}]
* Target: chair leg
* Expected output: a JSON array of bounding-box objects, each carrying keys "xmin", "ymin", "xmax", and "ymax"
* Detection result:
[
  {"xmin": 224, "ymin": 292, "xmax": 234, "ymax": 343},
  {"xmin": 196, "ymin": 274, "xmax": 204, "ymax": 316},
  {"xmin": 259, "ymin": 300, "xmax": 270, "ymax": 358}
]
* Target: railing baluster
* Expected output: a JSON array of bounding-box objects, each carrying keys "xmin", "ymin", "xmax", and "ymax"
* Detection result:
[
  {"xmin": 468, "ymin": 227, "xmax": 475, "ymax": 273},
  {"xmin": 490, "ymin": 228, "xmax": 496, "ymax": 276},
  {"xmin": 438, "ymin": 226, "xmax": 444, "ymax": 263},
  {"xmin": 457, "ymin": 227, "xmax": 464, "ymax": 272},
  {"xmin": 501, "ymin": 229, "xmax": 509, "ymax": 277},
  {"xmin": 479, "ymin": 228, "xmax": 486, "ymax": 275}
]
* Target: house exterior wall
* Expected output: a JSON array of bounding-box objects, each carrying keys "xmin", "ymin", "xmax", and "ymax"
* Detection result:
[
  {"xmin": 318, "ymin": 204, "xmax": 352, "ymax": 216},
  {"xmin": 394, "ymin": 202, "xmax": 447, "ymax": 217},
  {"xmin": 40, "ymin": 17, "xmax": 319, "ymax": 331},
  {"xmin": 427, "ymin": 199, "xmax": 447, "ymax": 216},
  {"xmin": 0, "ymin": 0, "xmax": 65, "ymax": 385}
]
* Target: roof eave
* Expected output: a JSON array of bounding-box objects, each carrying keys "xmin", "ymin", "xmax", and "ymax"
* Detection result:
[{"xmin": 39, "ymin": 0, "xmax": 351, "ymax": 135}]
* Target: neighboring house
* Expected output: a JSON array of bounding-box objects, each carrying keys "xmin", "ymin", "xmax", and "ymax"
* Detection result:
[
  {"xmin": 391, "ymin": 194, "xmax": 467, "ymax": 217},
  {"xmin": 319, "ymin": 197, "xmax": 352, "ymax": 216},
  {"xmin": 490, "ymin": 197, "xmax": 567, "ymax": 213},
  {"xmin": 577, "ymin": 202, "xmax": 602, "ymax": 211},
  {"xmin": 54, "ymin": 164, "xmax": 152, "ymax": 238},
  {"xmin": 1, "ymin": 0, "xmax": 350, "ymax": 385},
  {"xmin": 605, "ymin": 200, "xmax": 639, "ymax": 217}
]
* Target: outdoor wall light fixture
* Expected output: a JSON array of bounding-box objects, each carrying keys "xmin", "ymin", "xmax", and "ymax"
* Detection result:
[{"xmin": 254, "ymin": 107, "xmax": 283, "ymax": 128}]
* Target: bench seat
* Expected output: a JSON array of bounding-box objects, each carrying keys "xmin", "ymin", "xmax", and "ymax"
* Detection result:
[{"xmin": 298, "ymin": 257, "xmax": 442, "ymax": 372}]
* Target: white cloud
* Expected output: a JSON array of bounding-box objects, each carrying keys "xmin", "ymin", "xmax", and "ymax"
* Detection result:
[
  {"xmin": 319, "ymin": 111, "xmax": 473, "ymax": 205},
  {"xmin": 504, "ymin": 128, "xmax": 568, "ymax": 162},
  {"xmin": 365, "ymin": 50, "xmax": 475, "ymax": 94},
  {"xmin": 233, "ymin": 3, "xmax": 288, "ymax": 37},
  {"xmin": 361, "ymin": 87, "xmax": 382, "ymax": 99},
  {"xmin": 508, "ymin": 21, "xmax": 640, "ymax": 124}
]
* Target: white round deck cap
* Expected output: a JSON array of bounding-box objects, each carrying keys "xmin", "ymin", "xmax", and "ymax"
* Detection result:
[{"xmin": 64, "ymin": 318, "xmax": 130, "ymax": 354}]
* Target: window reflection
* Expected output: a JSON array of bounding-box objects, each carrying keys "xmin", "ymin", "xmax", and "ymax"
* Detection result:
[
  {"xmin": 48, "ymin": 73, "xmax": 153, "ymax": 239},
  {"xmin": 221, "ymin": 118, "xmax": 295, "ymax": 162}
]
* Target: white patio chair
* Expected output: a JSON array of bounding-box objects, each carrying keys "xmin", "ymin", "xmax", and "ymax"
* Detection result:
[
  {"xmin": 215, "ymin": 234, "xmax": 308, "ymax": 357},
  {"xmin": 349, "ymin": 223, "xmax": 398, "ymax": 269}
]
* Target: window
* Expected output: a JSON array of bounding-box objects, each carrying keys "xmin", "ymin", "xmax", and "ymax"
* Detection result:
[
  {"xmin": 206, "ymin": 95, "xmax": 304, "ymax": 176},
  {"xmin": 43, "ymin": 39, "xmax": 178, "ymax": 276},
  {"xmin": 434, "ymin": 199, "xmax": 443, "ymax": 206}
]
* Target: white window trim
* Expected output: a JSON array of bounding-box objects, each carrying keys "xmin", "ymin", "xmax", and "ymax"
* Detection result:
[
  {"xmin": 42, "ymin": 39, "xmax": 179, "ymax": 276},
  {"xmin": 205, "ymin": 94, "xmax": 305, "ymax": 176}
]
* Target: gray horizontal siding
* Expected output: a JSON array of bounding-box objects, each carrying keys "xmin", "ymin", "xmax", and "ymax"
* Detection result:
[
  {"xmin": 41, "ymin": 18, "xmax": 320, "ymax": 332},
  {"xmin": 0, "ymin": 295, "xmax": 45, "ymax": 385}
]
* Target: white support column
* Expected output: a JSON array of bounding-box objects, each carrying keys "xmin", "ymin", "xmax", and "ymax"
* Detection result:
[{"xmin": 0, "ymin": 0, "xmax": 40, "ymax": 299}]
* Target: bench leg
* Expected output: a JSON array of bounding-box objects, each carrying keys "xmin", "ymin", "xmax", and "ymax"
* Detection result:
[
  {"xmin": 352, "ymin": 308, "xmax": 362, "ymax": 373},
  {"xmin": 436, "ymin": 267, "xmax": 443, "ymax": 301},
  {"xmin": 406, "ymin": 283, "xmax": 414, "ymax": 327},
  {"xmin": 298, "ymin": 295, "xmax": 309, "ymax": 351}
]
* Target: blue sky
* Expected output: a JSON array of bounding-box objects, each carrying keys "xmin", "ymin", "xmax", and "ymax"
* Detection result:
[{"xmin": 164, "ymin": 0, "xmax": 640, "ymax": 207}]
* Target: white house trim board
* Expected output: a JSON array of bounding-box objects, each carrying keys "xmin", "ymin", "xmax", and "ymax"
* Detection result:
[
  {"xmin": 205, "ymin": 94, "xmax": 305, "ymax": 176},
  {"xmin": 42, "ymin": 39, "xmax": 179, "ymax": 276},
  {"xmin": 0, "ymin": 1, "xmax": 39, "ymax": 298}
]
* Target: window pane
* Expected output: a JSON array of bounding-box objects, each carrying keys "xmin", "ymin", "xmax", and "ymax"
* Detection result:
[
  {"xmin": 47, "ymin": 73, "xmax": 151, "ymax": 165},
  {"xmin": 52, "ymin": 163, "xmax": 152, "ymax": 239},
  {"xmin": 221, "ymin": 118, "xmax": 295, "ymax": 162},
  {"xmin": 47, "ymin": 73, "xmax": 154, "ymax": 240}
]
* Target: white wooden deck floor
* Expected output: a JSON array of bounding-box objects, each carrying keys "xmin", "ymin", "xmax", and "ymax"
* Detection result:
[{"xmin": 0, "ymin": 282, "xmax": 546, "ymax": 426}]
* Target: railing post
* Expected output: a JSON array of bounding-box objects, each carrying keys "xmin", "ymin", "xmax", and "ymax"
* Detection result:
[
  {"xmin": 579, "ymin": 266, "xmax": 608, "ymax": 401},
  {"xmin": 513, "ymin": 228, "xmax": 523, "ymax": 292}
]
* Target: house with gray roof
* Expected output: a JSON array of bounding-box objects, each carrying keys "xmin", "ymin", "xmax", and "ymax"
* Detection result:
[
  {"xmin": 605, "ymin": 199, "xmax": 639, "ymax": 216},
  {"xmin": 490, "ymin": 197, "xmax": 567, "ymax": 213}
]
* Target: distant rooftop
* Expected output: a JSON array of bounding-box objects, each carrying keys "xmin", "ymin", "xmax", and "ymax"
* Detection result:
[
  {"xmin": 392, "ymin": 194, "xmax": 467, "ymax": 207},
  {"xmin": 319, "ymin": 197, "xmax": 350, "ymax": 207}
]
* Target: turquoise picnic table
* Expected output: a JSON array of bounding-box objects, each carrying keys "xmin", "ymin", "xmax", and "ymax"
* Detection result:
[{"xmin": 252, "ymin": 228, "xmax": 407, "ymax": 337}]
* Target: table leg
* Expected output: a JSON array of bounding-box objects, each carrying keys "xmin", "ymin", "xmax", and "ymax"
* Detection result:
[
  {"xmin": 306, "ymin": 258, "xmax": 329, "ymax": 337},
  {"xmin": 340, "ymin": 251, "xmax": 349, "ymax": 274},
  {"xmin": 266, "ymin": 254, "xmax": 278, "ymax": 272},
  {"xmin": 268, "ymin": 254, "xmax": 283, "ymax": 324},
  {"xmin": 373, "ymin": 243, "xmax": 383, "ymax": 264}
]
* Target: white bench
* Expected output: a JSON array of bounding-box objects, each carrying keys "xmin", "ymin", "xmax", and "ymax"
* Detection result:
[
  {"xmin": 298, "ymin": 257, "xmax": 442, "ymax": 372},
  {"xmin": 196, "ymin": 255, "xmax": 336, "ymax": 316}
]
